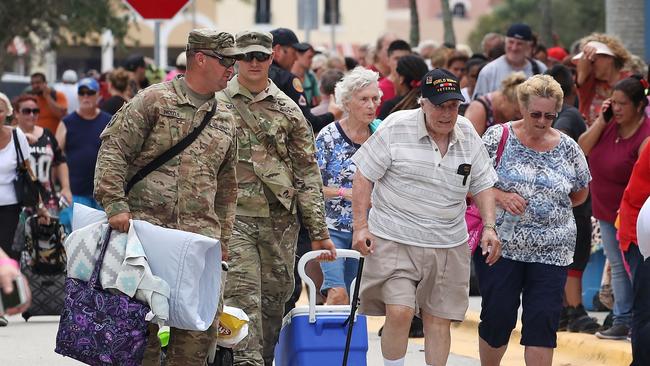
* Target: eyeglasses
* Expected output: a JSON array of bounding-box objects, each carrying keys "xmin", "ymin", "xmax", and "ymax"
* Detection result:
[
  {"xmin": 20, "ymin": 108, "xmax": 40, "ymax": 115},
  {"xmin": 528, "ymin": 111, "xmax": 558, "ymax": 121},
  {"xmin": 240, "ymin": 52, "xmax": 271, "ymax": 63},
  {"xmin": 78, "ymin": 90, "xmax": 97, "ymax": 97},
  {"xmin": 199, "ymin": 51, "xmax": 237, "ymax": 68}
]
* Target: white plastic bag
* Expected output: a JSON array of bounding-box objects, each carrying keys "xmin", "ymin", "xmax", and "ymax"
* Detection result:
[{"xmin": 217, "ymin": 306, "xmax": 249, "ymax": 348}]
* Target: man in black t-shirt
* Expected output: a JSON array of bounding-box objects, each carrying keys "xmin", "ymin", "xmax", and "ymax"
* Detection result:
[{"xmin": 268, "ymin": 28, "xmax": 342, "ymax": 134}]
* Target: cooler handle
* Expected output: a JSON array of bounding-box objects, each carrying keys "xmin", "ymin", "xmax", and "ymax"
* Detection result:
[{"xmin": 298, "ymin": 249, "xmax": 361, "ymax": 323}]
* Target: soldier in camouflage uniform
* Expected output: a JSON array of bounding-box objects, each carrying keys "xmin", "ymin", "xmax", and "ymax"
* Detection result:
[
  {"xmin": 216, "ymin": 31, "xmax": 337, "ymax": 366},
  {"xmin": 94, "ymin": 29, "xmax": 241, "ymax": 365}
]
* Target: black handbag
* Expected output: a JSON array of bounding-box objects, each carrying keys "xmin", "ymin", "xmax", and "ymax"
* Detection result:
[{"xmin": 12, "ymin": 129, "xmax": 41, "ymax": 207}]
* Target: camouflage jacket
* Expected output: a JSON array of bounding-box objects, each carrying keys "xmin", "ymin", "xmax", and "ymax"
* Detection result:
[
  {"xmin": 94, "ymin": 77, "xmax": 238, "ymax": 246},
  {"xmin": 216, "ymin": 77, "xmax": 329, "ymax": 241}
]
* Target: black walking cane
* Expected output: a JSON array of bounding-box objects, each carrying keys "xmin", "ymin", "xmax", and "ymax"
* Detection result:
[{"xmin": 342, "ymin": 241, "xmax": 369, "ymax": 366}]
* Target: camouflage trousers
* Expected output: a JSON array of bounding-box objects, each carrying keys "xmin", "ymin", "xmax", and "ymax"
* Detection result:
[
  {"xmin": 142, "ymin": 259, "xmax": 228, "ymax": 365},
  {"xmin": 224, "ymin": 207, "xmax": 299, "ymax": 366}
]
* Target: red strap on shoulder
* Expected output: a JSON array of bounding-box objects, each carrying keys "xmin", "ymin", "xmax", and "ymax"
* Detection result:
[{"xmin": 495, "ymin": 123, "xmax": 509, "ymax": 166}]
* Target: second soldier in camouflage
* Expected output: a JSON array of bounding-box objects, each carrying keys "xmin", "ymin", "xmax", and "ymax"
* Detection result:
[{"xmin": 216, "ymin": 30, "xmax": 336, "ymax": 366}]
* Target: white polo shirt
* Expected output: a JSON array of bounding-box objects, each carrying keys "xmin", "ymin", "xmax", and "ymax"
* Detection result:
[{"xmin": 351, "ymin": 108, "xmax": 497, "ymax": 248}]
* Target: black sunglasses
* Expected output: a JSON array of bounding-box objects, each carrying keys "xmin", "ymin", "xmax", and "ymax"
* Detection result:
[
  {"xmin": 240, "ymin": 52, "xmax": 271, "ymax": 63},
  {"xmin": 78, "ymin": 90, "xmax": 97, "ymax": 97},
  {"xmin": 20, "ymin": 108, "xmax": 40, "ymax": 115},
  {"xmin": 199, "ymin": 51, "xmax": 237, "ymax": 68}
]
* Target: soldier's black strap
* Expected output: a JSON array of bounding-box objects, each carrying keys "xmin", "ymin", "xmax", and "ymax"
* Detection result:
[{"xmin": 124, "ymin": 103, "xmax": 216, "ymax": 195}]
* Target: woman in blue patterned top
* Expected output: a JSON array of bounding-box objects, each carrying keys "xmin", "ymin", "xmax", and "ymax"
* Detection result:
[
  {"xmin": 315, "ymin": 67, "xmax": 381, "ymax": 305},
  {"xmin": 476, "ymin": 74, "xmax": 591, "ymax": 366}
]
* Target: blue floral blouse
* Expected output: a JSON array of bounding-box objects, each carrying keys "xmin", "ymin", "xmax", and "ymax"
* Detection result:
[
  {"xmin": 483, "ymin": 123, "xmax": 591, "ymax": 266},
  {"xmin": 315, "ymin": 121, "xmax": 366, "ymax": 233}
]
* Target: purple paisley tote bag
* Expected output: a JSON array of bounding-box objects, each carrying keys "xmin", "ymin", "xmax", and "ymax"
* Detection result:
[{"xmin": 55, "ymin": 227, "xmax": 150, "ymax": 365}]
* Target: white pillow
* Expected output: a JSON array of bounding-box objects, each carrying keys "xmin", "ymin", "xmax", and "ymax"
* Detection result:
[{"xmin": 70, "ymin": 204, "xmax": 221, "ymax": 331}]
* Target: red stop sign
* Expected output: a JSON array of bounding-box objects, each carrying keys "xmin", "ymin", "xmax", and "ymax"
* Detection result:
[{"xmin": 124, "ymin": 0, "xmax": 190, "ymax": 20}]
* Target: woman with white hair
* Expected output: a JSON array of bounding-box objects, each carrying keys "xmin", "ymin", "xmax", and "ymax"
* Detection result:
[{"xmin": 315, "ymin": 66, "xmax": 382, "ymax": 305}]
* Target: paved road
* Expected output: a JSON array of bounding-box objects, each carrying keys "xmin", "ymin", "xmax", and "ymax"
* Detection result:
[{"xmin": 0, "ymin": 314, "xmax": 478, "ymax": 365}]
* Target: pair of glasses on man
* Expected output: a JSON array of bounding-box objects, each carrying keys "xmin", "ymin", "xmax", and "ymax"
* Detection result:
[
  {"xmin": 200, "ymin": 51, "xmax": 237, "ymax": 68},
  {"xmin": 528, "ymin": 111, "xmax": 558, "ymax": 121},
  {"xmin": 239, "ymin": 52, "xmax": 271, "ymax": 63},
  {"xmin": 20, "ymin": 108, "xmax": 40, "ymax": 115},
  {"xmin": 78, "ymin": 90, "xmax": 97, "ymax": 97}
]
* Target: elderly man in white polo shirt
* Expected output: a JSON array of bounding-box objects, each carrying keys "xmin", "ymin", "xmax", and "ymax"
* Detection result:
[{"xmin": 351, "ymin": 68, "xmax": 501, "ymax": 366}]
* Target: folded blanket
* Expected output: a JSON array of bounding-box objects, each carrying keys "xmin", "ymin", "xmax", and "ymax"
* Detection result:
[
  {"xmin": 69, "ymin": 203, "xmax": 222, "ymax": 331},
  {"xmin": 64, "ymin": 221, "xmax": 171, "ymax": 325}
]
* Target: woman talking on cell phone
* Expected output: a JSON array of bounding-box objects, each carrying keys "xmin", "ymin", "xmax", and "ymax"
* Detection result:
[{"xmin": 578, "ymin": 75, "xmax": 650, "ymax": 340}]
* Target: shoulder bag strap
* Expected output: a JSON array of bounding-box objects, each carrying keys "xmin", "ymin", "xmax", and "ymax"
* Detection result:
[
  {"xmin": 13, "ymin": 129, "xmax": 25, "ymax": 168},
  {"xmin": 529, "ymin": 57, "xmax": 541, "ymax": 75},
  {"xmin": 224, "ymin": 90, "xmax": 270, "ymax": 147},
  {"xmin": 495, "ymin": 123, "xmax": 510, "ymax": 167},
  {"xmin": 13, "ymin": 129, "xmax": 47, "ymax": 205},
  {"xmin": 89, "ymin": 226, "xmax": 113, "ymax": 289},
  {"xmin": 224, "ymin": 90, "xmax": 292, "ymax": 168},
  {"xmin": 124, "ymin": 103, "xmax": 216, "ymax": 195}
]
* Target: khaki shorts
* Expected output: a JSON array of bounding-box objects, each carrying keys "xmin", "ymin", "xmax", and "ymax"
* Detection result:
[{"xmin": 359, "ymin": 236, "xmax": 471, "ymax": 321}]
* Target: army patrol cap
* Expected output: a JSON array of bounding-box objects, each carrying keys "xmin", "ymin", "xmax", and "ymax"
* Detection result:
[
  {"xmin": 236, "ymin": 31, "xmax": 273, "ymax": 55},
  {"xmin": 186, "ymin": 28, "xmax": 242, "ymax": 57}
]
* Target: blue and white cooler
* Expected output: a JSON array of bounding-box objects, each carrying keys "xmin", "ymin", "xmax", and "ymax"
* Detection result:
[{"xmin": 274, "ymin": 249, "xmax": 368, "ymax": 366}]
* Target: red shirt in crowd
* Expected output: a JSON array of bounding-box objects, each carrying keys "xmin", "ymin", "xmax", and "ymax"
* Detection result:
[
  {"xmin": 619, "ymin": 143, "xmax": 650, "ymax": 251},
  {"xmin": 377, "ymin": 77, "xmax": 395, "ymax": 117},
  {"xmin": 577, "ymin": 70, "xmax": 630, "ymax": 125},
  {"xmin": 589, "ymin": 116, "xmax": 650, "ymax": 223}
]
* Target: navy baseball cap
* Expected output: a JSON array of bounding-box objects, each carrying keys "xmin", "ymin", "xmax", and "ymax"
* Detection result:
[
  {"xmin": 421, "ymin": 69, "xmax": 465, "ymax": 105},
  {"xmin": 270, "ymin": 28, "xmax": 310, "ymax": 51},
  {"xmin": 506, "ymin": 23, "xmax": 533, "ymax": 41}
]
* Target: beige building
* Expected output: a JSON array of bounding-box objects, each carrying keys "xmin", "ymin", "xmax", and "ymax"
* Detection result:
[
  {"xmin": 118, "ymin": 0, "xmax": 499, "ymax": 66},
  {"xmin": 44, "ymin": 0, "xmax": 499, "ymax": 78}
]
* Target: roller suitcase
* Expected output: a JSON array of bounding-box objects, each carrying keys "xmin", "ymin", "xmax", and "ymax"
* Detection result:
[
  {"xmin": 19, "ymin": 215, "xmax": 67, "ymax": 320},
  {"xmin": 20, "ymin": 254, "xmax": 67, "ymax": 320},
  {"xmin": 274, "ymin": 249, "xmax": 368, "ymax": 366}
]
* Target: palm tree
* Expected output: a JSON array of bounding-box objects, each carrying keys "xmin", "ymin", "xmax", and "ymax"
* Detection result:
[
  {"xmin": 441, "ymin": 0, "xmax": 456, "ymax": 46},
  {"xmin": 539, "ymin": 0, "xmax": 553, "ymax": 46},
  {"xmin": 409, "ymin": 0, "xmax": 420, "ymax": 47},
  {"xmin": 605, "ymin": 0, "xmax": 645, "ymax": 58}
]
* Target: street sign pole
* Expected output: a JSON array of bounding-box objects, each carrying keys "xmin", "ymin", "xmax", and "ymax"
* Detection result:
[
  {"xmin": 298, "ymin": 0, "xmax": 317, "ymax": 43},
  {"xmin": 154, "ymin": 20, "xmax": 162, "ymax": 69}
]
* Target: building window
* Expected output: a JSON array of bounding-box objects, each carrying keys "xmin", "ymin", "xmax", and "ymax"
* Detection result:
[
  {"xmin": 452, "ymin": 3, "xmax": 466, "ymax": 18},
  {"xmin": 323, "ymin": 0, "xmax": 340, "ymax": 25},
  {"xmin": 255, "ymin": 0, "xmax": 271, "ymax": 24}
]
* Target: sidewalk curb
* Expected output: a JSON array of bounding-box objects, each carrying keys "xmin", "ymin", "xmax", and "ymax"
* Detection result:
[{"xmin": 453, "ymin": 311, "xmax": 633, "ymax": 365}]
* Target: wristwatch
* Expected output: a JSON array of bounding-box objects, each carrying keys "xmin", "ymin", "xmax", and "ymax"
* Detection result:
[{"xmin": 483, "ymin": 223, "xmax": 497, "ymax": 233}]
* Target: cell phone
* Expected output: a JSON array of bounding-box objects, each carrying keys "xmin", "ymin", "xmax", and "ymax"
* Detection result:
[
  {"xmin": 0, "ymin": 276, "xmax": 28, "ymax": 314},
  {"xmin": 603, "ymin": 105, "xmax": 613, "ymax": 123}
]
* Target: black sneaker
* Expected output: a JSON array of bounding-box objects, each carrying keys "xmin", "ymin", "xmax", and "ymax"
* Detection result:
[
  {"xmin": 566, "ymin": 305, "xmax": 600, "ymax": 334},
  {"xmin": 595, "ymin": 324, "xmax": 630, "ymax": 340},
  {"xmin": 0, "ymin": 316, "xmax": 7, "ymax": 327}
]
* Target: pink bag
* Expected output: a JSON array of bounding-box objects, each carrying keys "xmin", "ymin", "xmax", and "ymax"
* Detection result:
[{"xmin": 467, "ymin": 124, "xmax": 509, "ymax": 253}]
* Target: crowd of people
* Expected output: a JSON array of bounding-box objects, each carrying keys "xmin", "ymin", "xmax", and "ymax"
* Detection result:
[{"xmin": 0, "ymin": 20, "xmax": 649, "ymax": 366}]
